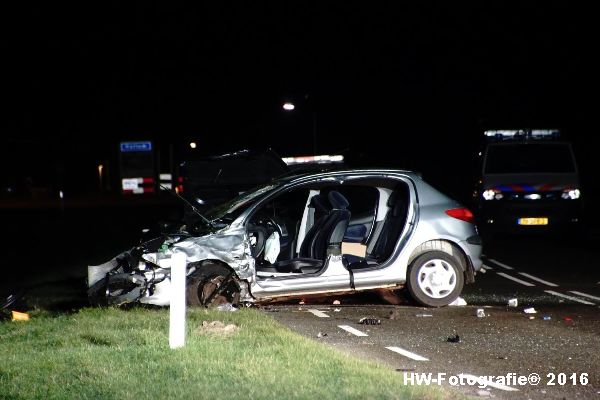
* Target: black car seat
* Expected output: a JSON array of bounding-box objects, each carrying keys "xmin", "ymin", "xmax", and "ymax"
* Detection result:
[
  {"xmin": 344, "ymin": 186, "xmax": 408, "ymax": 268},
  {"xmin": 310, "ymin": 191, "xmax": 351, "ymax": 260},
  {"xmin": 268, "ymin": 191, "xmax": 351, "ymax": 274},
  {"xmin": 368, "ymin": 187, "xmax": 408, "ymax": 261},
  {"xmin": 298, "ymin": 194, "xmax": 331, "ymax": 258}
]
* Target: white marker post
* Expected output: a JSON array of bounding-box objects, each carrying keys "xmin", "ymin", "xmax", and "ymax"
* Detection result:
[{"xmin": 169, "ymin": 252, "xmax": 187, "ymax": 349}]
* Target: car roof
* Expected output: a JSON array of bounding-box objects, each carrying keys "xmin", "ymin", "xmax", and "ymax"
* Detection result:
[{"xmin": 273, "ymin": 169, "xmax": 419, "ymax": 185}]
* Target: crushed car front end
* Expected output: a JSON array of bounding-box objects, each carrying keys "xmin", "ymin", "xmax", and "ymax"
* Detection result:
[{"xmin": 87, "ymin": 225, "xmax": 256, "ymax": 307}]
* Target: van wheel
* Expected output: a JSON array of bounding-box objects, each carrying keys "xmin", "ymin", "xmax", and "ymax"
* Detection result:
[
  {"xmin": 186, "ymin": 263, "xmax": 240, "ymax": 307},
  {"xmin": 407, "ymin": 251, "xmax": 464, "ymax": 307}
]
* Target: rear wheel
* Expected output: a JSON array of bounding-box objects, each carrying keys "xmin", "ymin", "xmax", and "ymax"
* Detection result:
[
  {"xmin": 186, "ymin": 263, "xmax": 240, "ymax": 307},
  {"xmin": 407, "ymin": 251, "xmax": 464, "ymax": 307}
]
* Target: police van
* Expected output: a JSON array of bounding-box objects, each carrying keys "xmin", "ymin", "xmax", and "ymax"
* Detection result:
[{"xmin": 476, "ymin": 129, "xmax": 582, "ymax": 232}]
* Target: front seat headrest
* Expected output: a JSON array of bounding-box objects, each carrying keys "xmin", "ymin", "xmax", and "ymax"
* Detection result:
[
  {"xmin": 387, "ymin": 190, "xmax": 398, "ymax": 207},
  {"xmin": 328, "ymin": 191, "xmax": 349, "ymax": 210},
  {"xmin": 309, "ymin": 194, "xmax": 330, "ymax": 214}
]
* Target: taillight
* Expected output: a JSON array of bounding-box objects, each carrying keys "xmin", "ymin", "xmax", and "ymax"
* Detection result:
[{"xmin": 445, "ymin": 208, "xmax": 475, "ymax": 223}]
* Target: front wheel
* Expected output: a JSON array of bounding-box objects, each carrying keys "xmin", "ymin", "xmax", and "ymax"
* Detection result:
[
  {"xmin": 186, "ymin": 263, "xmax": 240, "ymax": 307},
  {"xmin": 407, "ymin": 251, "xmax": 464, "ymax": 307}
]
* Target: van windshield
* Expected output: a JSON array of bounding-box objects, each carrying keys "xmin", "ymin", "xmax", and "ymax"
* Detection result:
[{"xmin": 484, "ymin": 143, "xmax": 576, "ymax": 174}]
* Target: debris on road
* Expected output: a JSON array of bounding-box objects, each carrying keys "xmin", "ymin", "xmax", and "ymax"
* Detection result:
[
  {"xmin": 524, "ymin": 307, "xmax": 537, "ymax": 314},
  {"xmin": 359, "ymin": 317, "xmax": 381, "ymax": 325},
  {"xmin": 317, "ymin": 332, "xmax": 328, "ymax": 338},
  {"xmin": 415, "ymin": 313, "xmax": 433, "ymax": 317},
  {"xmin": 449, "ymin": 297, "xmax": 467, "ymax": 306},
  {"xmin": 216, "ymin": 303, "xmax": 238, "ymax": 312},
  {"xmin": 447, "ymin": 334, "xmax": 461, "ymax": 343},
  {"xmin": 333, "ymin": 308, "xmax": 341, "ymax": 312},
  {"xmin": 197, "ymin": 321, "xmax": 238, "ymax": 336},
  {"xmin": 508, "ymin": 298, "xmax": 518, "ymax": 307},
  {"xmin": 476, "ymin": 308, "xmax": 486, "ymax": 318},
  {"xmin": 388, "ymin": 310, "xmax": 397, "ymax": 319},
  {"xmin": 11, "ymin": 311, "xmax": 30, "ymax": 322}
]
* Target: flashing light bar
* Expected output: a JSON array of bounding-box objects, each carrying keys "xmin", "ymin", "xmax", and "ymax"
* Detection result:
[
  {"xmin": 484, "ymin": 129, "xmax": 560, "ymax": 140},
  {"xmin": 281, "ymin": 154, "xmax": 344, "ymax": 165}
]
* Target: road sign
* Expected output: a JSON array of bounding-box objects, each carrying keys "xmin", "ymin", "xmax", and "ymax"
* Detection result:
[{"xmin": 120, "ymin": 141, "xmax": 152, "ymax": 152}]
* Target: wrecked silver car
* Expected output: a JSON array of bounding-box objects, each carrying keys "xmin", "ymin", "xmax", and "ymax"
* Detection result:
[{"xmin": 88, "ymin": 170, "xmax": 483, "ymax": 307}]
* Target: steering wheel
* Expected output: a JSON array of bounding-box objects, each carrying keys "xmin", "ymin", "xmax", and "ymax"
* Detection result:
[{"xmin": 247, "ymin": 217, "xmax": 283, "ymax": 259}]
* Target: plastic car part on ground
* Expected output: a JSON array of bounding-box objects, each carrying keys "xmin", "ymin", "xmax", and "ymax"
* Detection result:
[
  {"xmin": 447, "ymin": 334, "xmax": 461, "ymax": 343},
  {"xmin": 449, "ymin": 296, "xmax": 467, "ymax": 306},
  {"xmin": 359, "ymin": 317, "xmax": 381, "ymax": 325},
  {"xmin": 215, "ymin": 303, "xmax": 238, "ymax": 312},
  {"xmin": 11, "ymin": 311, "xmax": 30, "ymax": 321}
]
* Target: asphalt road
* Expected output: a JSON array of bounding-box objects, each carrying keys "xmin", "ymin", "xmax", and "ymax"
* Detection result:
[{"xmin": 267, "ymin": 235, "xmax": 600, "ymax": 399}]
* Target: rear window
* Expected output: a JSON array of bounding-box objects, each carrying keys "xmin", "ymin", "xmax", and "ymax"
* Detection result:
[{"xmin": 484, "ymin": 143, "xmax": 576, "ymax": 174}]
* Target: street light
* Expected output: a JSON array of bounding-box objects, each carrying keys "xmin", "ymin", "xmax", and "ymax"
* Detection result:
[
  {"xmin": 97, "ymin": 164, "xmax": 104, "ymax": 191},
  {"xmin": 282, "ymin": 99, "xmax": 317, "ymax": 154}
]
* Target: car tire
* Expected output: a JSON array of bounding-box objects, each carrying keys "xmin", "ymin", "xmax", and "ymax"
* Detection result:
[
  {"xmin": 186, "ymin": 263, "xmax": 240, "ymax": 307},
  {"xmin": 407, "ymin": 251, "xmax": 464, "ymax": 307}
]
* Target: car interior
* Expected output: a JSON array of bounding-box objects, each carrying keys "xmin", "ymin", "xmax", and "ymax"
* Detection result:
[{"xmin": 247, "ymin": 179, "xmax": 410, "ymax": 278}]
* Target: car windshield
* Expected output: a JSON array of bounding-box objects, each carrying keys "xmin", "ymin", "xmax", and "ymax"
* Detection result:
[
  {"xmin": 205, "ymin": 182, "xmax": 278, "ymax": 221},
  {"xmin": 484, "ymin": 143, "xmax": 576, "ymax": 174}
]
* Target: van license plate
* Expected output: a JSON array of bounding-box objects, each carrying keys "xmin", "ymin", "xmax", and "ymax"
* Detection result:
[{"xmin": 518, "ymin": 218, "xmax": 548, "ymax": 225}]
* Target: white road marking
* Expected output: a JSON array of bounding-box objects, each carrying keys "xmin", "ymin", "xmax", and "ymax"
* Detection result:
[
  {"xmin": 496, "ymin": 272, "xmax": 535, "ymax": 287},
  {"xmin": 459, "ymin": 374, "xmax": 519, "ymax": 392},
  {"xmin": 481, "ymin": 264, "xmax": 493, "ymax": 270},
  {"xmin": 488, "ymin": 259, "xmax": 514, "ymax": 270},
  {"xmin": 568, "ymin": 291, "xmax": 600, "ymax": 302},
  {"xmin": 308, "ymin": 309, "xmax": 330, "ymax": 318},
  {"xmin": 518, "ymin": 272, "xmax": 559, "ymax": 287},
  {"xmin": 386, "ymin": 346, "xmax": 429, "ymax": 361},
  {"xmin": 338, "ymin": 325, "xmax": 368, "ymax": 337},
  {"xmin": 545, "ymin": 290, "xmax": 595, "ymax": 305}
]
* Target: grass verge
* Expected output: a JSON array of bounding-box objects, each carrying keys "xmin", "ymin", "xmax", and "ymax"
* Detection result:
[{"xmin": 1, "ymin": 307, "xmax": 446, "ymax": 400}]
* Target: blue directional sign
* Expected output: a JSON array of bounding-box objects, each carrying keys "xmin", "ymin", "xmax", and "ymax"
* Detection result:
[{"xmin": 120, "ymin": 141, "xmax": 153, "ymax": 152}]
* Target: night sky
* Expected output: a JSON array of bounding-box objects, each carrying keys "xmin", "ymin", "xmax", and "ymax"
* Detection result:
[{"xmin": 1, "ymin": 2, "xmax": 596, "ymax": 201}]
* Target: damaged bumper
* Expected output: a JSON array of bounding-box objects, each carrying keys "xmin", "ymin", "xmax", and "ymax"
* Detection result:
[{"xmin": 87, "ymin": 227, "xmax": 255, "ymax": 307}]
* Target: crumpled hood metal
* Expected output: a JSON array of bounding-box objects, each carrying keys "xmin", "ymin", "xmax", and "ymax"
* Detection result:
[{"xmin": 171, "ymin": 225, "xmax": 255, "ymax": 279}]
